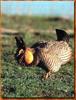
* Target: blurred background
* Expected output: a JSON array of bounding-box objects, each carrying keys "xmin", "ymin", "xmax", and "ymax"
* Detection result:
[{"xmin": 1, "ymin": 1, "xmax": 74, "ymax": 98}]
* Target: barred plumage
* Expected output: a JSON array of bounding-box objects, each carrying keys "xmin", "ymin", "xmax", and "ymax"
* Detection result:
[
  {"xmin": 37, "ymin": 40, "xmax": 72, "ymax": 73},
  {"xmin": 15, "ymin": 29, "xmax": 72, "ymax": 79}
]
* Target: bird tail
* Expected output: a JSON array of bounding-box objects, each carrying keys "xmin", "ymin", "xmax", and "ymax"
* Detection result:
[
  {"xmin": 56, "ymin": 29, "xmax": 69, "ymax": 43},
  {"xmin": 15, "ymin": 36, "xmax": 26, "ymax": 50}
]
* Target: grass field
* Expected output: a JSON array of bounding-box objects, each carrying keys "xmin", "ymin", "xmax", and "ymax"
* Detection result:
[{"xmin": 1, "ymin": 15, "xmax": 74, "ymax": 98}]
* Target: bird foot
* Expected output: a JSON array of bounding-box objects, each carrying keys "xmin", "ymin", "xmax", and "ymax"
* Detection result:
[{"xmin": 42, "ymin": 71, "xmax": 51, "ymax": 80}]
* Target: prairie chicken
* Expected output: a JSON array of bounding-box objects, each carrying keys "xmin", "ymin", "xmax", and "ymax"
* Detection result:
[{"xmin": 15, "ymin": 29, "xmax": 72, "ymax": 79}]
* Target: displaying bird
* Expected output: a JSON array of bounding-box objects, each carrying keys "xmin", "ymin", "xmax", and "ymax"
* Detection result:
[{"xmin": 15, "ymin": 29, "xmax": 72, "ymax": 79}]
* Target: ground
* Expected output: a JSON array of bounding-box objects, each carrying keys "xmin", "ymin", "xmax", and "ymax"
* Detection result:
[{"xmin": 1, "ymin": 15, "xmax": 74, "ymax": 98}]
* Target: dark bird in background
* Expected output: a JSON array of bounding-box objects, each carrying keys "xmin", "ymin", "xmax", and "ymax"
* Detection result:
[{"xmin": 15, "ymin": 29, "xmax": 72, "ymax": 79}]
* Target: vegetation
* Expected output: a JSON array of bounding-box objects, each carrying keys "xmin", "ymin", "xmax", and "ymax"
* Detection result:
[{"xmin": 1, "ymin": 15, "xmax": 74, "ymax": 98}]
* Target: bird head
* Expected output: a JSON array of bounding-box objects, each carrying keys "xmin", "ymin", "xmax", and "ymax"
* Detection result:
[
  {"xmin": 15, "ymin": 48, "xmax": 34, "ymax": 65},
  {"xmin": 15, "ymin": 36, "xmax": 36, "ymax": 65}
]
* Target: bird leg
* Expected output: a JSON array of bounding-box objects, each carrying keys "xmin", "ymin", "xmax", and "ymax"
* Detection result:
[{"xmin": 43, "ymin": 71, "xmax": 52, "ymax": 80}]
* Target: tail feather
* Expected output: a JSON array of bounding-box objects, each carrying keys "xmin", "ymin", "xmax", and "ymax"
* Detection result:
[{"xmin": 56, "ymin": 29, "xmax": 69, "ymax": 43}]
